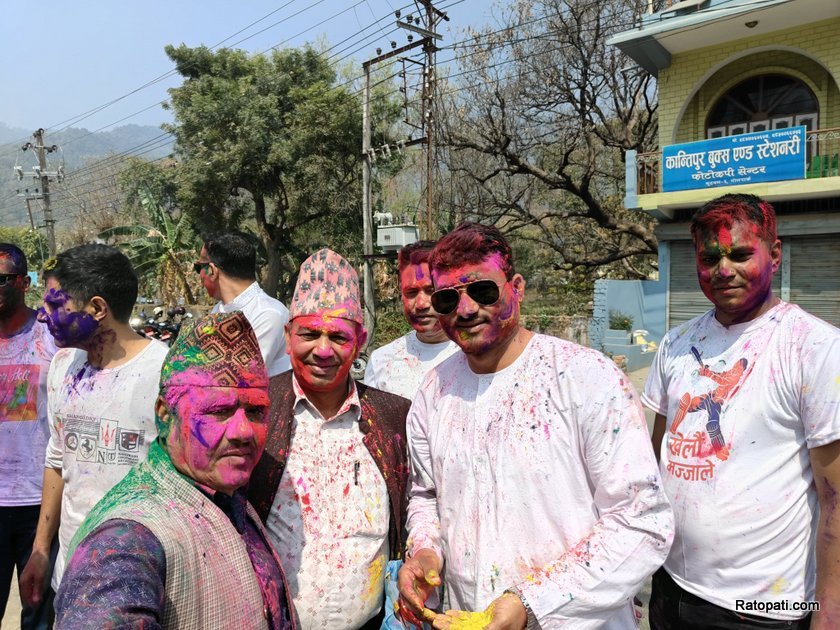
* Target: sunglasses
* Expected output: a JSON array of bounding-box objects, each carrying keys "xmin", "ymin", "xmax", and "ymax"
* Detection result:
[
  {"xmin": 431, "ymin": 279, "xmax": 505, "ymax": 315},
  {"xmin": 192, "ymin": 261, "xmax": 211, "ymax": 275},
  {"xmin": 0, "ymin": 274, "xmax": 21, "ymax": 287}
]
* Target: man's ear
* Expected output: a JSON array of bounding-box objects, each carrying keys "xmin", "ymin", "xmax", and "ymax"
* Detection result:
[
  {"xmin": 155, "ymin": 397, "xmax": 169, "ymax": 424},
  {"xmin": 21, "ymin": 275, "xmax": 31, "ymax": 293},
  {"xmin": 284, "ymin": 322, "xmax": 293, "ymax": 355},
  {"xmin": 88, "ymin": 296, "xmax": 109, "ymax": 322},
  {"xmin": 511, "ymin": 274, "xmax": 526, "ymax": 302},
  {"xmin": 355, "ymin": 325, "xmax": 368, "ymax": 357}
]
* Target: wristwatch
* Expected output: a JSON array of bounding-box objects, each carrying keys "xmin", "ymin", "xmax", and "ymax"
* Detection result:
[{"xmin": 503, "ymin": 588, "xmax": 540, "ymax": 630}]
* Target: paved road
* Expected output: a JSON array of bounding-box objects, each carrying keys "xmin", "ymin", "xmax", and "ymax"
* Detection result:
[{"xmin": 1, "ymin": 366, "xmax": 656, "ymax": 630}]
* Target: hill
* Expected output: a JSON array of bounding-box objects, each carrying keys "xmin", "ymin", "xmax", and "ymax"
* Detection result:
[{"xmin": 0, "ymin": 123, "xmax": 173, "ymax": 225}]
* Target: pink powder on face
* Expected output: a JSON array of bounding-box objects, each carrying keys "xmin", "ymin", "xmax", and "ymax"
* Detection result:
[{"xmin": 717, "ymin": 226, "xmax": 732, "ymax": 253}]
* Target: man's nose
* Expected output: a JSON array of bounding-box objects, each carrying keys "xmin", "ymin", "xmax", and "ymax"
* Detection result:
[
  {"xmin": 455, "ymin": 290, "xmax": 480, "ymax": 318},
  {"xmin": 227, "ymin": 408, "xmax": 255, "ymax": 442},
  {"xmin": 716, "ymin": 258, "xmax": 735, "ymax": 278}
]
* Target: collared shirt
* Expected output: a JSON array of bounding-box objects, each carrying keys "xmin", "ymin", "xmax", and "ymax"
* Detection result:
[
  {"xmin": 55, "ymin": 489, "xmax": 292, "ymax": 630},
  {"xmin": 364, "ymin": 330, "xmax": 459, "ymax": 400},
  {"xmin": 407, "ymin": 334, "xmax": 673, "ymax": 629},
  {"xmin": 213, "ymin": 282, "xmax": 291, "ymax": 376},
  {"xmin": 265, "ymin": 375, "xmax": 389, "ymax": 630}
]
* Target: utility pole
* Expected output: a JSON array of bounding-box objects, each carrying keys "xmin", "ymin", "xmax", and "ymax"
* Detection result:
[
  {"xmin": 16, "ymin": 129, "xmax": 62, "ymax": 256},
  {"xmin": 362, "ymin": 63, "xmax": 375, "ymax": 341},
  {"xmin": 32, "ymin": 129, "xmax": 56, "ymax": 256}
]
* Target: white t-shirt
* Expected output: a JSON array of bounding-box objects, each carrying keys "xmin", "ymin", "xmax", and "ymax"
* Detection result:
[
  {"xmin": 407, "ymin": 334, "xmax": 672, "ymax": 628},
  {"xmin": 265, "ymin": 375, "xmax": 389, "ymax": 629},
  {"xmin": 643, "ymin": 302, "xmax": 840, "ymax": 619},
  {"xmin": 0, "ymin": 318, "xmax": 56, "ymax": 505},
  {"xmin": 45, "ymin": 339, "xmax": 168, "ymax": 588},
  {"xmin": 363, "ymin": 331, "xmax": 458, "ymax": 400},
  {"xmin": 212, "ymin": 281, "xmax": 290, "ymax": 376}
]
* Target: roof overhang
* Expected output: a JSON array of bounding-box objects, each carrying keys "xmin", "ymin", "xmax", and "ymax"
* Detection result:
[{"xmin": 608, "ymin": 0, "xmax": 839, "ymax": 76}]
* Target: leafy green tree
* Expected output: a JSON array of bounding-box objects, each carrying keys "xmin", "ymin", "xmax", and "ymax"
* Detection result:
[
  {"xmin": 162, "ymin": 44, "xmax": 402, "ymax": 300},
  {"xmin": 98, "ymin": 188, "xmax": 198, "ymax": 305}
]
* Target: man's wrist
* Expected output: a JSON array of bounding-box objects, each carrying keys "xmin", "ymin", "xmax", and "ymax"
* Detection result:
[{"xmin": 503, "ymin": 587, "xmax": 540, "ymax": 630}]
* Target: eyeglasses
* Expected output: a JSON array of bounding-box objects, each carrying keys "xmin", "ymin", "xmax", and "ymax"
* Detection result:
[
  {"xmin": 431, "ymin": 279, "xmax": 504, "ymax": 315},
  {"xmin": 0, "ymin": 274, "xmax": 21, "ymax": 287},
  {"xmin": 193, "ymin": 261, "xmax": 211, "ymax": 275}
]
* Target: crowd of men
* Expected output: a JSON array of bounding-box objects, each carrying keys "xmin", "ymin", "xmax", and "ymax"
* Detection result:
[{"xmin": 0, "ymin": 193, "xmax": 837, "ymax": 629}]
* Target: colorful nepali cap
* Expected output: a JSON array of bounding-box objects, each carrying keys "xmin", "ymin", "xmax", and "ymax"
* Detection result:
[
  {"xmin": 159, "ymin": 311, "xmax": 268, "ymax": 389},
  {"xmin": 289, "ymin": 248, "xmax": 363, "ymax": 324}
]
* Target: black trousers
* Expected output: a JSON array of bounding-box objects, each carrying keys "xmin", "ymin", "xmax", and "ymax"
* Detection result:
[
  {"xmin": 650, "ymin": 568, "xmax": 812, "ymax": 630},
  {"xmin": 0, "ymin": 505, "xmax": 56, "ymax": 630}
]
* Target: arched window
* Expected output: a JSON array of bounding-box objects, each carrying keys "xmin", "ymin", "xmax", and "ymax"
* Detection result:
[{"xmin": 706, "ymin": 74, "xmax": 818, "ymax": 138}]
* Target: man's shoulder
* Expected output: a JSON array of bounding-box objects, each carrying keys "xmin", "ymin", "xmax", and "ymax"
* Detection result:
[
  {"xmin": 357, "ymin": 381, "xmax": 412, "ymax": 416},
  {"xmin": 370, "ymin": 333, "xmax": 410, "ymax": 359},
  {"xmin": 252, "ymin": 285, "xmax": 290, "ymax": 317}
]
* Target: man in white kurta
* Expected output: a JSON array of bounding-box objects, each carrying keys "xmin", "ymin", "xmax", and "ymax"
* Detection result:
[{"xmin": 398, "ymin": 222, "xmax": 673, "ymax": 629}]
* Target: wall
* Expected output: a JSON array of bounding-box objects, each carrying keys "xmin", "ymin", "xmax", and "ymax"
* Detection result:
[
  {"xmin": 658, "ymin": 16, "xmax": 840, "ymax": 146},
  {"xmin": 589, "ymin": 277, "xmax": 667, "ymax": 351}
]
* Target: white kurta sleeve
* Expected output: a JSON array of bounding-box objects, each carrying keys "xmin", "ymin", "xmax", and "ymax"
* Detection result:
[
  {"xmin": 405, "ymin": 378, "xmax": 444, "ymax": 564},
  {"xmin": 44, "ymin": 353, "xmax": 65, "ymax": 470},
  {"xmin": 517, "ymin": 356, "xmax": 674, "ymax": 627}
]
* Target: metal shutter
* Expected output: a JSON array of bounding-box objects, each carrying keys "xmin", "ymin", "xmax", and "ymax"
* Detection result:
[{"xmin": 789, "ymin": 235, "xmax": 840, "ymax": 326}]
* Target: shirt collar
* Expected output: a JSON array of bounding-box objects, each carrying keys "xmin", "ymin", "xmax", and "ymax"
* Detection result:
[
  {"xmin": 222, "ymin": 281, "xmax": 261, "ymax": 310},
  {"xmin": 291, "ymin": 372, "xmax": 361, "ymax": 422}
]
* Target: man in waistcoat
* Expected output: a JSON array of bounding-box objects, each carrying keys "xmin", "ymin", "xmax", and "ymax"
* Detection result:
[
  {"xmin": 249, "ymin": 248, "xmax": 410, "ymax": 629},
  {"xmin": 54, "ymin": 312, "xmax": 294, "ymax": 629}
]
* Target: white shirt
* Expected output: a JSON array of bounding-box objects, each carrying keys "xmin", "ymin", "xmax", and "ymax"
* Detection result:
[
  {"xmin": 45, "ymin": 339, "xmax": 168, "ymax": 588},
  {"xmin": 265, "ymin": 375, "xmax": 389, "ymax": 629},
  {"xmin": 212, "ymin": 281, "xmax": 290, "ymax": 376},
  {"xmin": 364, "ymin": 331, "xmax": 458, "ymax": 400},
  {"xmin": 0, "ymin": 318, "xmax": 56, "ymax": 505},
  {"xmin": 643, "ymin": 302, "xmax": 840, "ymax": 619},
  {"xmin": 407, "ymin": 334, "xmax": 673, "ymax": 629}
]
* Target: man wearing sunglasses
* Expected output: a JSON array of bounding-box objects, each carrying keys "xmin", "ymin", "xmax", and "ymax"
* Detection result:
[
  {"xmin": 364, "ymin": 240, "xmax": 458, "ymax": 400},
  {"xmin": 398, "ymin": 222, "xmax": 672, "ymax": 629},
  {"xmin": 0, "ymin": 244, "xmax": 56, "ymax": 629},
  {"xmin": 197, "ymin": 232, "xmax": 290, "ymax": 376}
]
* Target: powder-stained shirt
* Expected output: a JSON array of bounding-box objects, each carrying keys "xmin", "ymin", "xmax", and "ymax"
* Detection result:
[
  {"xmin": 56, "ymin": 489, "xmax": 292, "ymax": 629},
  {"xmin": 364, "ymin": 331, "xmax": 459, "ymax": 400},
  {"xmin": 265, "ymin": 375, "xmax": 390, "ymax": 629},
  {"xmin": 407, "ymin": 333, "xmax": 673, "ymax": 629},
  {"xmin": 45, "ymin": 339, "xmax": 168, "ymax": 588},
  {"xmin": 212, "ymin": 282, "xmax": 291, "ymax": 376},
  {"xmin": 0, "ymin": 317, "xmax": 56, "ymax": 505},
  {"xmin": 643, "ymin": 302, "xmax": 840, "ymax": 620}
]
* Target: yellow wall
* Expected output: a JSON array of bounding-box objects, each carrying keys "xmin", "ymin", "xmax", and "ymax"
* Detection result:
[{"xmin": 658, "ymin": 16, "xmax": 840, "ymax": 146}]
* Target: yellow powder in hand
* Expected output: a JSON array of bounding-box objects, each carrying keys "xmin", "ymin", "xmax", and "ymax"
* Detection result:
[{"xmin": 446, "ymin": 609, "xmax": 494, "ymax": 630}]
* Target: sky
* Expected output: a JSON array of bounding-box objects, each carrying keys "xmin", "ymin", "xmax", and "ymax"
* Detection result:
[{"xmin": 0, "ymin": 0, "xmax": 495, "ymax": 135}]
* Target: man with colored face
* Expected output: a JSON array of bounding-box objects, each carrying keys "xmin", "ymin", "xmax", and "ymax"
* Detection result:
[
  {"xmin": 198, "ymin": 232, "xmax": 291, "ymax": 376},
  {"xmin": 0, "ymin": 244, "xmax": 56, "ymax": 629},
  {"xmin": 19, "ymin": 245, "xmax": 168, "ymax": 608},
  {"xmin": 364, "ymin": 240, "xmax": 458, "ymax": 400},
  {"xmin": 643, "ymin": 194, "xmax": 840, "ymax": 629},
  {"xmin": 248, "ymin": 248, "xmax": 411, "ymax": 629},
  {"xmin": 398, "ymin": 222, "xmax": 672, "ymax": 629},
  {"xmin": 55, "ymin": 312, "xmax": 294, "ymax": 629}
]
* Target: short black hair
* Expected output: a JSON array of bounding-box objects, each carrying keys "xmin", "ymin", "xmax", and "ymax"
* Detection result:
[
  {"xmin": 397, "ymin": 240, "xmax": 436, "ymax": 273},
  {"xmin": 0, "ymin": 243, "xmax": 27, "ymax": 275},
  {"xmin": 45, "ymin": 244, "xmax": 138, "ymax": 323},
  {"xmin": 204, "ymin": 232, "xmax": 257, "ymax": 281}
]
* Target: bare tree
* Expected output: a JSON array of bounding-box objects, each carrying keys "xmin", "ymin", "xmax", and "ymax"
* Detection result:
[{"xmin": 437, "ymin": 0, "xmax": 662, "ymax": 278}]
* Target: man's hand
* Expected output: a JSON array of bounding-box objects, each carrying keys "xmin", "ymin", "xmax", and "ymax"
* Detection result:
[
  {"xmin": 397, "ymin": 548, "xmax": 443, "ymax": 627},
  {"xmin": 430, "ymin": 592, "xmax": 527, "ymax": 630},
  {"xmin": 19, "ymin": 547, "xmax": 50, "ymax": 607}
]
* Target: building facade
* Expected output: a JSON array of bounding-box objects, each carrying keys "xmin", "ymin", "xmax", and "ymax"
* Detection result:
[{"xmin": 610, "ymin": 0, "xmax": 840, "ymax": 328}]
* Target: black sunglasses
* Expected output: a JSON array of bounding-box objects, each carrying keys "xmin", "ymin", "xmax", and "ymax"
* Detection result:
[
  {"xmin": 0, "ymin": 273, "xmax": 21, "ymax": 287},
  {"xmin": 193, "ymin": 261, "xmax": 211, "ymax": 274},
  {"xmin": 431, "ymin": 279, "xmax": 504, "ymax": 315}
]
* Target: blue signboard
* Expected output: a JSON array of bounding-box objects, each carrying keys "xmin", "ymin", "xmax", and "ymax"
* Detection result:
[{"xmin": 662, "ymin": 126, "xmax": 806, "ymax": 193}]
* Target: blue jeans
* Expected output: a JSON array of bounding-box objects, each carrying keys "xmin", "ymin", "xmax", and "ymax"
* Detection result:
[
  {"xmin": 650, "ymin": 568, "xmax": 811, "ymax": 629},
  {"xmin": 0, "ymin": 505, "xmax": 56, "ymax": 630}
]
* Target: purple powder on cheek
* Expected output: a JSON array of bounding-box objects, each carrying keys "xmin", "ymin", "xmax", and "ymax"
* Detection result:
[{"xmin": 39, "ymin": 290, "xmax": 100, "ymax": 347}]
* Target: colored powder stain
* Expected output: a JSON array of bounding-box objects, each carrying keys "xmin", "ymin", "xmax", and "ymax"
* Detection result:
[
  {"xmin": 446, "ymin": 608, "xmax": 494, "ymax": 630},
  {"xmin": 770, "ymin": 578, "xmax": 787, "ymax": 594},
  {"xmin": 366, "ymin": 555, "xmax": 386, "ymax": 600},
  {"xmin": 835, "ymin": 375, "xmax": 840, "ymax": 386},
  {"xmin": 343, "ymin": 484, "xmax": 350, "ymax": 496},
  {"xmin": 717, "ymin": 225, "xmax": 732, "ymax": 252}
]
